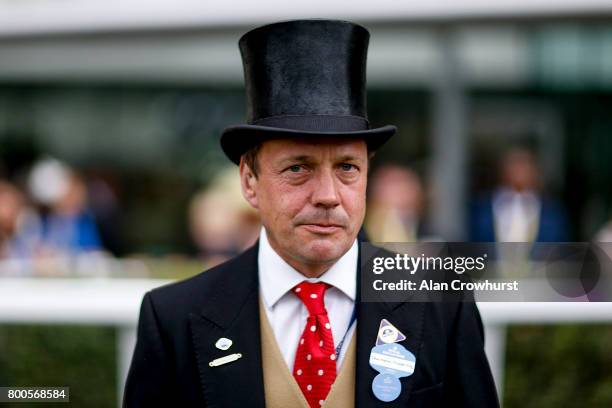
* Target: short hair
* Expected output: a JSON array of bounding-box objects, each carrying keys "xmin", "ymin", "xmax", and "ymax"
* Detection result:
[
  {"xmin": 241, "ymin": 141, "xmax": 375, "ymax": 178},
  {"xmin": 242, "ymin": 143, "xmax": 263, "ymax": 177}
]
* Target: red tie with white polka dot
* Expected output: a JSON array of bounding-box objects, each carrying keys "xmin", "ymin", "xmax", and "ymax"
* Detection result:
[{"xmin": 292, "ymin": 281, "xmax": 337, "ymax": 408}]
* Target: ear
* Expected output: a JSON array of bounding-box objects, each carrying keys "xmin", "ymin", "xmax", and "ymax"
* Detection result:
[{"xmin": 239, "ymin": 158, "xmax": 259, "ymax": 209}]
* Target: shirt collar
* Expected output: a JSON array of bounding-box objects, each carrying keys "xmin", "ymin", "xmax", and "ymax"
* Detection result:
[{"xmin": 258, "ymin": 227, "xmax": 358, "ymax": 309}]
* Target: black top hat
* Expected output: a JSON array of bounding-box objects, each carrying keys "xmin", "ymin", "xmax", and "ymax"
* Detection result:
[{"xmin": 220, "ymin": 19, "xmax": 397, "ymax": 164}]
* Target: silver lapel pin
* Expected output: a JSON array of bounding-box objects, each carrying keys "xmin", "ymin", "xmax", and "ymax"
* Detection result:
[{"xmin": 209, "ymin": 353, "xmax": 242, "ymax": 367}]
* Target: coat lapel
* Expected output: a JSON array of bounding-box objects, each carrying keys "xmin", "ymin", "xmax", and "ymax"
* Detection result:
[
  {"xmin": 355, "ymin": 242, "xmax": 427, "ymax": 407},
  {"xmin": 187, "ymin": 237, "xmax": 426, "ymax": 407},
  {"xmin": 189, "ymin": 242, "xmax": 266, "ymax": 408}
]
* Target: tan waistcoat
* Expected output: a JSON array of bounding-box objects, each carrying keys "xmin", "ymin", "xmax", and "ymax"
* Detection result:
[{"xmin": 259, "ymin": 297, "xmax": 356, "ymax": 408}]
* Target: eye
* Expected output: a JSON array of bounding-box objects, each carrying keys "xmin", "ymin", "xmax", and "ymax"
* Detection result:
[
  {"xmin": 288, "ymin": 164, "xmax": 303, "ymax": 173},
  {"xmin": 340, "ymin": 163, "xmax": 356, "ymax": 171}
]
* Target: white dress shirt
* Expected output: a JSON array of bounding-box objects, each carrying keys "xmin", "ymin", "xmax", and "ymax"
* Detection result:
[
  {"xmin": 492, "ymin": 188, "xmax": 541, "ymax": 242},
  {"xmin": 258, "ymin": 227, "xmax": 357, "ymax": 373}
]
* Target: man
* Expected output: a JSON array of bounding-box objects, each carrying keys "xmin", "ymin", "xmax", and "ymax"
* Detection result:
[
  {"xmin": 124, "ymin": 19, "xmax": 499, "ymax": 407},
  {"xmin": 470, "ymin": 147, "xmax": 569, "ymax": 243}
]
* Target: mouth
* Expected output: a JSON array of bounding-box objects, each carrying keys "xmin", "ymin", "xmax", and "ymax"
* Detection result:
[{"xmin": 299, "ymin": 223, "xmax": 344, "ymax": 235}]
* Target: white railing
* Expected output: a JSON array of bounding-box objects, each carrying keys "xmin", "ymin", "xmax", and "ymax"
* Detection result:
[
  {"xmin": 0, "ymin": 278, "xmax": 610, "ymax": 406},
  {"xmin": 0, "ymin": 278, "xmax": 167, "ymax": 408}
]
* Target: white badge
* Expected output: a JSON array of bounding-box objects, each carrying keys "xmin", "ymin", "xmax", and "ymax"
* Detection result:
[
  {"xmin": 215, "ymin": 337, "xmax": 233, "ymax": 351},
  {"xmin": 376, "ymin": 319, "xmax": 406, "ymax": 346}
]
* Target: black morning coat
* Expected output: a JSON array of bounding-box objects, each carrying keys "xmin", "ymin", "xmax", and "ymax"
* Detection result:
[{"xmin": 123, "ymin": 238, "xmax": 500, "ymax": 407}]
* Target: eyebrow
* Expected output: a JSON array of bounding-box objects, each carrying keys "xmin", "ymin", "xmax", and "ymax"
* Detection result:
[
  {"xmin": 336, "ymin": 154, "xmax": 362, "ymax": 162},
  {"xmin": 277, "ymin": 155, "xmax": 316, "ymax": 166},
  {"xmin": 278, "ymin": 154, "xmax": 362, "ymax": 164},
  {"xmin": 282, "ymin": 155, "xmax": 312, "ymax": 162}
]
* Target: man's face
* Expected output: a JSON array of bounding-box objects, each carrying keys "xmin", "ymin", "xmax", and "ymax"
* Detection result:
[{"xmin": 240, "ymin": 138, "xmax": 368, "ymax": 275}]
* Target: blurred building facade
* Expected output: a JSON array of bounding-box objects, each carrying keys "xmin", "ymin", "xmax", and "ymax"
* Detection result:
[{"xmin": 1, "ymin": 3, "xmax": 611, "ymax": 254}]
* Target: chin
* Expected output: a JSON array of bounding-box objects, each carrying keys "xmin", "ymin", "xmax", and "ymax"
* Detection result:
[{"xmin": 300, "ymin": 237, "xmax": 349, "ymax": 263}]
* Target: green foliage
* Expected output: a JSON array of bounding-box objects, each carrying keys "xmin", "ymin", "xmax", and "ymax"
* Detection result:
[
  {"xmin": 504, "ymin": 325, "xmax": 612, "ymax": 408},
  {"xmin": 0, "ymin": 323, "xmax": 611, "ymax": 407},
  {"xmin": 0, "ymin": 325, "xmax": 116, "ymax": 407}
]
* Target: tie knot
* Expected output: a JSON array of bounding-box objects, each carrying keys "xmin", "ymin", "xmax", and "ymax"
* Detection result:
[{"xmin": 292, "ymin": 281, "xmax": 330, "ymax": 316}]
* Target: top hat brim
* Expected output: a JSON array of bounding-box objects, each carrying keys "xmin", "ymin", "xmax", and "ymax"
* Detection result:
[{"xmin": 220, "ymin": 124, "xmax": 396, "ymax": 165}]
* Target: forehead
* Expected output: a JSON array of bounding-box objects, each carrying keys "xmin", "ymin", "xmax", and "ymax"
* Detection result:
[{"xmin": 258, "ymin": 137, "xmax": 367, "ymax": 161}]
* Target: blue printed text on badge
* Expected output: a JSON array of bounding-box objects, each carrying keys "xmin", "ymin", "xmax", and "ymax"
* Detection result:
[
  {"xmin": 372, "ymin": 373, "xmax": 402, "ymax": 402},
  {"xmin": 369, "ymin": 343, "xmax": 416, "ymax": 378}
]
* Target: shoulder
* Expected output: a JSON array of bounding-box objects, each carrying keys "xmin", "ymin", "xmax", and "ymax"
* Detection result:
[
  {"xmin": 471, "ymin": 193, "xmax": 494, "ymax": 211},
  {"xmin": 429, "ymin": 301, "xmax": 485, "ymax": 340},
  {"xmin": 145, "ymin": 243, "xmax": 259, "ymax": 320}
]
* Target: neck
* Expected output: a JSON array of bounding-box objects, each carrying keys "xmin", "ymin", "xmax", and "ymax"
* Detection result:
[
  {"xmin": 264, "ymin": 231, "xmax": 338, "ymax": 279},
  {"xmin": 284, "ymin": 258, "xmax": 334, "ymax": 279}
]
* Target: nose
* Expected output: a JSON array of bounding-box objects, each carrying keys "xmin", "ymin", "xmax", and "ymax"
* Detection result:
[{"xmin": 311, "ymin": 168, "xmax": 341, "ymax": 208}]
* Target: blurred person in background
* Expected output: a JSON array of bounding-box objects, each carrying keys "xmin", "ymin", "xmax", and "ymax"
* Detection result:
[
  {"xmin": 27, "ymin": 158, "xmax": 103, "ymax": 256},
  {"xmin": 470, "ymin": 147, "xmax": 569, "ymax": 242},
  {"xmin": 0, "ymin": 180, "xmax": 42, "ymax": 262},
  {"xmin": 365, "ymin": 164, "xmax": 432, "ymax": 242},
  {"xmin": 595, "ymin": 219, "xmax": 612, "ymax": 242},
  {"xmin": 188, "ymin": 166, "xmax": 260, "ymax": 267},
  {"xmin": 87, "ymin": 171, "xmax": 123, "ymax": 256}
]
